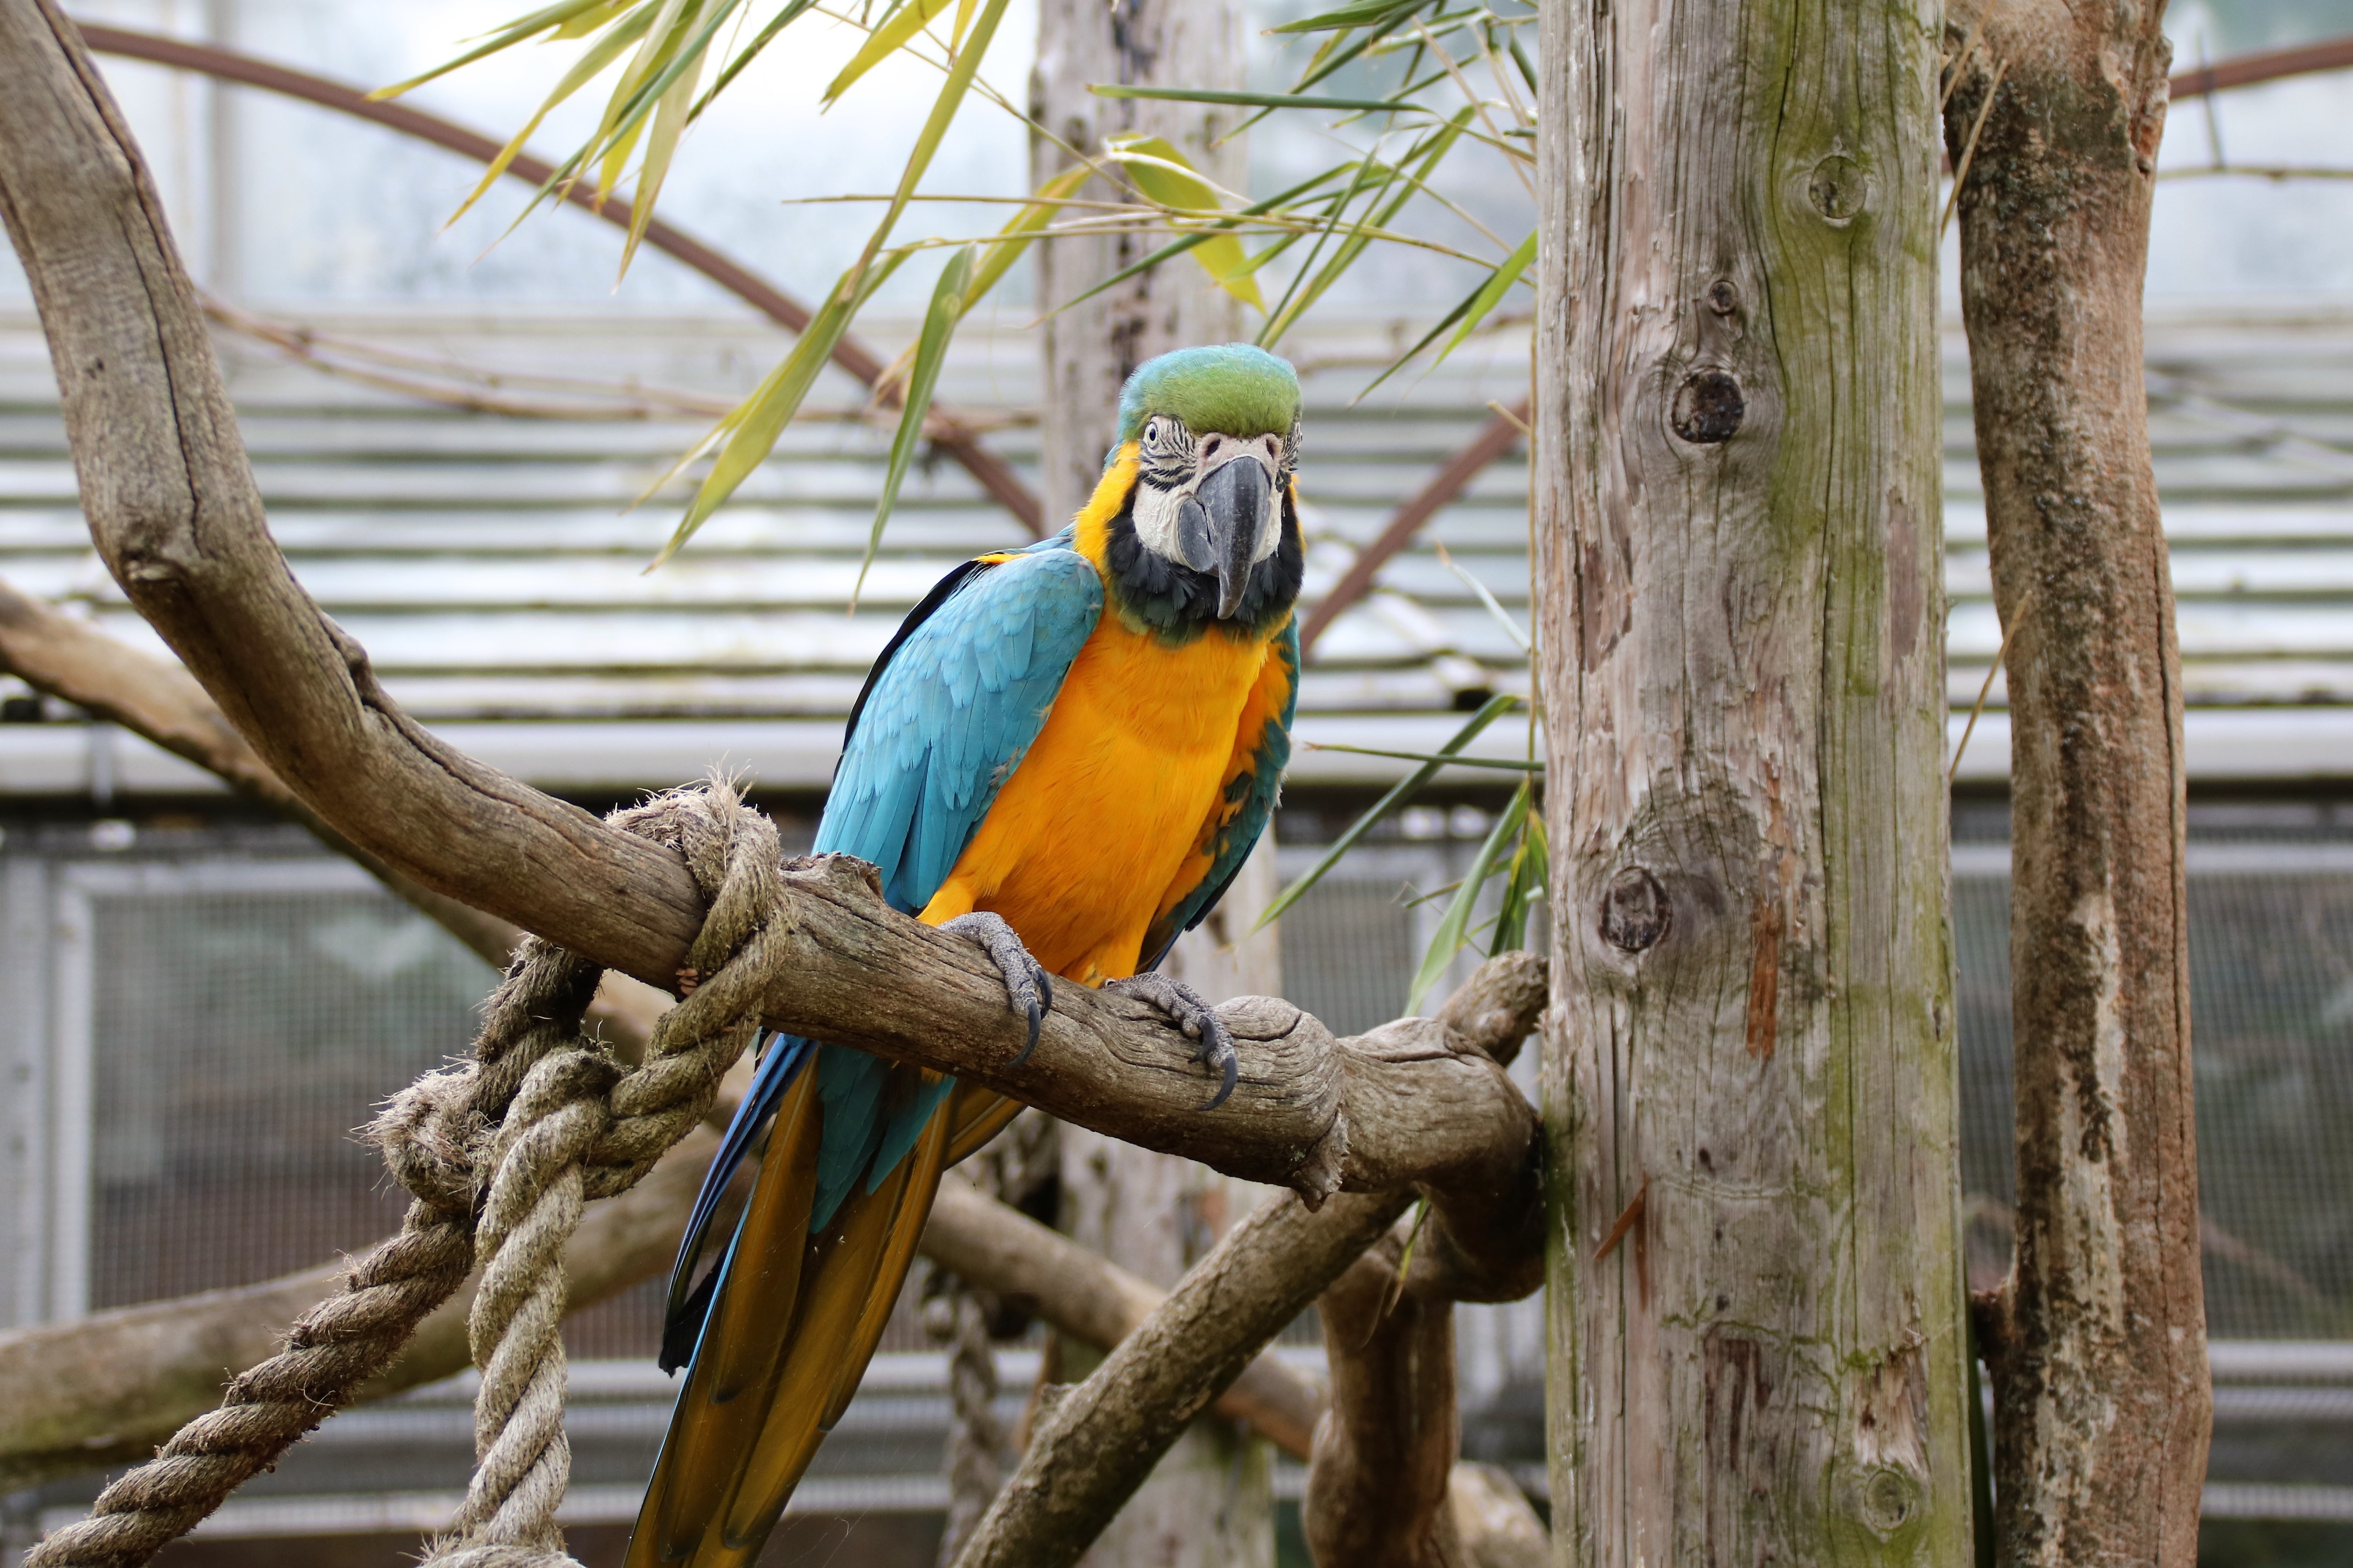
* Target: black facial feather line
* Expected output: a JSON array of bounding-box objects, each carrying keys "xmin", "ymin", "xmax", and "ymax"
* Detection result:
[{"xmin": 1104, "ymin": 480, "xmax": 1304, "ymax": 645}]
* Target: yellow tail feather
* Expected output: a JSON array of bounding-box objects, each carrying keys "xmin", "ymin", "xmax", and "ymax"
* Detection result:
[
  {"xmin": 944, "ymin": 1081, "xmax": 1022, "ymax": 1169},
  {"xmin": 637, "ymin": 1065, "xmax": 822, "ymax": 1564},
  {"xmin": 626, "ymin": 1072, "xmax": 959, "ymax": 1568}
]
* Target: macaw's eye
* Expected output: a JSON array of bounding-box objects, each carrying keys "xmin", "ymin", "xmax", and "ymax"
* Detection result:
[{"xmin": 1143, "ymin": 418, "xmax": 1162, "ymax": 450}]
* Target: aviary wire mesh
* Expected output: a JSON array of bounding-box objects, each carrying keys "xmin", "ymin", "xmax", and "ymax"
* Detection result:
[
  {"xmin": 1957, "ymin": 852, "xmax": 2353, "ymax": 1340},
  {"xmin": 82, "ymin": 883, "xmax": 670, "ymax": 1358},
  {"xmin": 73, "ymin": 832, "xmax": 2353, "ymax": 1359}
]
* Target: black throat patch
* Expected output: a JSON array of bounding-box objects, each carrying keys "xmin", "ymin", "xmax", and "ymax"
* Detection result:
[{"xmin": 1103, "ymin": 482, "xmax": 1305, "ymax": 644}]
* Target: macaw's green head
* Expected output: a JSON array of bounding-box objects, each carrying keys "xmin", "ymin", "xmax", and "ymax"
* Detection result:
[{"xmin": 1110, "ymin": 344, "xmax": 1304, "ymax": 627}]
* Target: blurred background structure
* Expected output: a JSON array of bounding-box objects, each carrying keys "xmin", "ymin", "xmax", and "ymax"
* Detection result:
[{"xmin": 5, "ymin": 1, "xmax": 2353, "ymax": 1564}]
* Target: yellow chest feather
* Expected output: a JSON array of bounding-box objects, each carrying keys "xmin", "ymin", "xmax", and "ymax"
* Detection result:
[
  {"xmin": 916, "ymin": 463, "xmax": 1278, "ymax": 984},
  {"xmin": 919, "ymin": 609, "xmax": 1271, "ymax": 985}
]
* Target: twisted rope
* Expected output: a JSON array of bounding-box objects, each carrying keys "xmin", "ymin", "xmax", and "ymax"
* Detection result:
[{"xmin": 27, "ymin": 783, "xmax": 785, "ymax": 1568}]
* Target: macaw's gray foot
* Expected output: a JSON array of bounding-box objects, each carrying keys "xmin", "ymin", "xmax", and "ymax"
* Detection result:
[
  {"xmin": 942, "ymin": 912, "xmax": 1053, "ymax": 1063},
  {"xmin": 1104, "ymin": 973, "xmax": 1238, "ymax": 1110}
]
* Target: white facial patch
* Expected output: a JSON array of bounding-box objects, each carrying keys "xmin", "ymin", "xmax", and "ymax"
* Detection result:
[{"xmin": 1130, "ymin": 424, "xmax": 1287, "ymax": 569}]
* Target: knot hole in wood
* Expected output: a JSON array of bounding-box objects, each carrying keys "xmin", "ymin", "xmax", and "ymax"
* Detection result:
[
  {"xmin": 1600, "ymin": 867, "xmax": 1671, "ymax": 952},
  {"xmin": 1671, "ymin": 370, "xmax": 1744, "ymax": 444},
  {"xmin": 1806, "ymin": 152, "xmax": 1870, "ymax": 225}
]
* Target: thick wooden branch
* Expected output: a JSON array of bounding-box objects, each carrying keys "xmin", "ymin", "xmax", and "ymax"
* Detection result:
[
  {"xmin": 924, "ymin": 1177, "xmax": 1322, "ymax": 1461},
  {"xmin": 1307, "ymin": 1235, "xmax": 1464, "ymax": 1568},
  {"xmin": 0, "ymin": 4, "xmax": 1537, "ymax": 1221},
  {"xmin": 952, "ymin": 967, "xmax": 1545, "ymax": 1568},
  {"xmin": 0, "ymin": 573, "xmax": 668, "ymax": 1057},
  {"xmin": 1944, "ymin": 4, "xmax": 2211, "ymax": 1561}
]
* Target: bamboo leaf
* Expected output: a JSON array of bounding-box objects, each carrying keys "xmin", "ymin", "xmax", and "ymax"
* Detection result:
[
  {"xmin": 1260, "ymin": 108, "xmax": 1472, "ymax": 346},
  {"xmin": 1272, "ymin": 0, "xmax": 1435, "ymax": 35},
  {"xmin": 552, "ymin": 0, "xmax": 634, "ymax": 39},
  {"xmin": 1436, "ymin": 227, "xmax": 1536, "ymax": 361},
  {"xmin": 690, "ymin": 0, "xmax": 822, "ymax": 120},
  {"xmin": 651, "ymin": 249, "xmax": 909, "ymax": 567},
  {"xmin": 370, "ymin": 0, "xmax": 625, "ymax": 99},
  {"xmin": 1254, "ymin": 692, "xmax": 1521, "ymax": 932},
  {"xmin": 1406, "ymin": 779, "xmax": 1530, "ymax": 1011},
  {"xmin": 860, "ymin": 244, "xmax": 976, "ymax": 602},
  {"xmin": 1102, "ymin": 137, "xmax": 1263, "ymax": 309},
  {"xmin": 824, "ymin": 0, "xmax": 956, "ymax": 106},
  {"xmin": 965, "ymin": 165, "xmax": 1093, "ymax": 309},
  {"xmin": 1490, "ymin": 805, "xmax": 1547, "ymax": 957},
  {"xmin": 440, "ymin": 5, "xmax": 658, "ymax": 225},
  {"xmin": 619, "ymin": 37, "xmax": 712, "ymax": 269},
  {"xmin": 1304, "ymin": 742, "xmax": 1540, "ymax": 771},
  {"xmin": 853, "ymin": 0, "xmax": 1014, "ymax": 274},
  {"xmin": 1052, "ymin": 161, "xmax": 1352, "ymax": 315},
  {"xmin": 1090, "ymin": 85, "xmax": 1437, "ymax": 115}
]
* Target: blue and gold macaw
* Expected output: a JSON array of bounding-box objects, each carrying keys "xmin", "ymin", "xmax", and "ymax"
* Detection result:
[{"xmin": 627, "ymin": 345, "xmax": 1305, "ymax": 1567}]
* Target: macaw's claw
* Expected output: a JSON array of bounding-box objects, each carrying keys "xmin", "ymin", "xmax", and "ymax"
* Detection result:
[
  {"xmin": 1104, "ymin": 972, "xmax": 1238, "ymax": 1110},
  {"xmin": 943, "ymin": 912, "xmax": 1053, "ymax": 1063}
]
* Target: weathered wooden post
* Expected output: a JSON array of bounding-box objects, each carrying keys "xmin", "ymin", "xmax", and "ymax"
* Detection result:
[
  {"xmin": 1534, "ymin": 0, "xmax": 1970, "ymax": 1562},
  {"xmin": 1942, "ymin": 6, "xmax": 2210, "ymax": 1562}
]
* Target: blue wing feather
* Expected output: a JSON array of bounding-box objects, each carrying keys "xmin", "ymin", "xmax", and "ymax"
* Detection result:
[{"xmin": 660, "ymin": 536, "xmax": 1102, "ymax": 1370}]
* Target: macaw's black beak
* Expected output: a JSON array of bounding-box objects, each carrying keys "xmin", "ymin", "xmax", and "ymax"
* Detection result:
[{"xmin": 1188, "ymin": 454, "xmax": 1274, "ymax": 619}]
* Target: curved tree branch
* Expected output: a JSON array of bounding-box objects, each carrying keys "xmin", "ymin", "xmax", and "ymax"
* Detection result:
[
  {"xmin": 0, "ymin": 5, "xmax": 1537, "ymax": 1211},
  {"xmin": 75, "ymin": 25, "xmax": 1044, "ymax": 536},
  {"xmin": 0, "ymin": 573, "xmax": 671, "ymax": 1054}
]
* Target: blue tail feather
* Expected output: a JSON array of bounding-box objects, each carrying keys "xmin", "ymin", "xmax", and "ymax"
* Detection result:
[{"xmin": 658, "ymin": 1032, "xmax": 813, "ymax": 1373}]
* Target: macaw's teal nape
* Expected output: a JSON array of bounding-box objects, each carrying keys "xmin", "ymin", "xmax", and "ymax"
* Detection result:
[{"xmin": 630, "ymin": 344, "xmax": 1306, "ymax": 1568}]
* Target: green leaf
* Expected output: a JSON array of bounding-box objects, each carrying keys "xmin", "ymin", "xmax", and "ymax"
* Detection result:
[
  {"xmin": 1406, "ymin": 778, "xmax": 1530, "ymax": 1012},
  {"xmin": 650, "ymin": 248, "xmax": 910, "ymax": 567},
  {"xmin": 851, "ymin": 0, "xmax": 1014, "ymax": 275},
  {"xmin": 617, "ymin": 27, "xmax": 715, "ymax": 270},
  {"xmin": 965, "ymin": 165, "xmax": 1093, "ymax": 310},
  {"xmin": 1271, "ymin": 0, "xmax": 1434, "ymax": 35},
  {"xmin": 860, "ymin": 243, "xmax": 977, "ymax": 603},
  {"xmin": 824, "ymin": 0, "xmax": 956, "ymax": 106},
  {"xmin": 690, "ymin": 0, "xmax": 822, "ymax": 120},
  {"xmin": 370, "ymin": 0, "xmax": 625, "ymax": 99},
  {"xmin": 1435, "ymin": 228, "xmax": 1536, "ymax": 361},
  {"xmin": 438, "ymin": 4, "xmax": 658, "ymax": 225},
  {"xmin": 1305, "ymin": 743, "xmax": 1540, "ymax": 772},
  {"xmin": 1260, "ymin": 108, "xmax": 1472, "ymax": 347},
  {"xmin": 1254, "ymin": 692, "xmax": 1521, "ymax": 932},
  {"xmin": 1490, "ymin": 806, "xmax": 1547, "ymax": 957},
  {"xmin": 1052, "ymin": 161, "xmax": 1352, "ymax": 315},
  {"xmin": 1102, "ymin": 138, "xmax": 1263, "ymax": 309},
  {"xmin": 1089, "ymin": 85, "xmax": 1437, "ymax": 116}
]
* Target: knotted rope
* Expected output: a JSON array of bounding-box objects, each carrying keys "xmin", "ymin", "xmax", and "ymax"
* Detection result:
[{"xmin": 27, "ymin": 783, "xmax": 788, "ymax": 1568}]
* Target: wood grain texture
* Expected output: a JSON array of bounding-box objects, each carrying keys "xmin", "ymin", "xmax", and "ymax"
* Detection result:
[
  {"xmin": 1942, "ymin": 5, "xmax": 2212, "ymax": 1562},
  {"xmin": 1305, "ymin": 1234, "xmax": 1465, "ymax": 1568},
  {"xmin": 1536, "ymin": 0, "xmax": 1967, "ymax": 1563}
]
